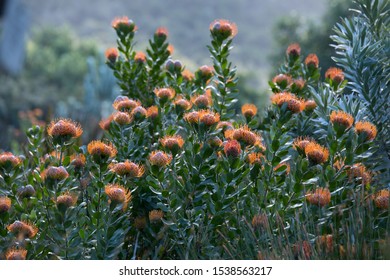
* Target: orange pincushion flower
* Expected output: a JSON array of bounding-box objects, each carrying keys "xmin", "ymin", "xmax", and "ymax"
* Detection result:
[
  {"xmin": 330, "ymin": 111, "xmax": 354, "ymax": 130},
  {"xmin": 272, "ymin": 74, "xmax": 292, "ymax": 87},
  {"xmin": 286, "ymin": 43, "xmax": 301, "ymax": 58},
  {"xmin": 271, "ymin": 92, "xmax": 305, "ymax": 113},
  {"xmin": 5, "ymin": 248, "xmax": 28, "ymax": 260},
  {"xmin": 134, "ymin": 51, "xmax": 146, "ymax": 63},
  {"xmin": 374, "ymin": 189, "xmax": 389, "ymax": 209},
  {"xmin": 305, "ymin": 142, "xmax": 329, "ymax": 164},
  {"xmin": 99, "ymin": 114, "xmax": 114, "ymax": 130},
  {"xmin": 208, "ymin": 136, "xmax": 223, "ymax": 148},
  {"xmin": 247, "ymin": 152, "xmax": 264, "ymax": 165},
  {"xmin": 304, "ymin": 100, "xmax": 317, "ymax": 111},
  {"xmin": 183, "ymin": 111, "xmax": 200, "ymax": 124},
  {"xmin": 160, "ymin": 135, "xmax": 185, "ymax": 152},
  {"xmin": 348, "ymin": 163, "xmax": 372, "ymax": 186},
  {"xmin": 191, "ymin": 92, "xmax": 213, "ymax": 108},
  {"xmin": 174, "ymin": 96, "xmax": 192, "ymax": 111},
  {"xmin": 225, "ymin": 125, "xmax": 262, "ymax": 146},
  {"xmin": 41, "ymin": 166, "xmax": 69, "ymax": 182},
  {"xmin": 47, "ymin": 118, "xmax": 83, "ymax": 142},
  {"xmin": 210, "ymin": 19, "xmax": 238, "ymax": 39},
  {"xmin": 87, "ymin": 140, "xmax": 117, "ymax": 162},
  {"xmin": 112, "ymin": 16, "xmax": 137, "ymax": 32},
  {"xmin": 131, "ymin": 106, "xmax": 148, "ymax": 120},
  {"xmin": 306, "ymin": 187, "xmax": 331, "ymax": 207},
  {"xmin": 113, "ymin": 111, "xmax": 132, "ymax": 125},
  {"xmin": 325, "ymin": 67, "xmax": 344, "ymax": 84},
  {"xmin": 105, "ymin": 48, "xmax": 119, "ymax": 63},
  {"xmin": 167, "ymin": 44, "xmax": 174, "ymax": 55},
  {"xmin": 355, "ymin": 121, "xmax": 377, "ymax": 141},
  {"xmin": 149, "ymin": 210, "xmax": 164, "ymax": 223},
  {"xmin": 56, "ymin": 192, "xmax": 78, "ymax": 210},
  {"xmin": 182, "ymin": 69, "xmax": 194, "ymax": 81},
  {"xmin": 17, "ymin": 185, "xmax": 35, "ymax": 199},
  {"xmin": 110, "ymin": 160, "xmax": 144, "ymax": 177},
  {"xmin": 217, "ymin": 121, "xmax": 234, "ymax": 132},
  {"xmin": 0, "ymin": 196, "xmax": 11, "ymax": 213},
  {"xmin": 149, "ymin": 150, "xmax": 172, "ymax": 167},
  {"xmin": 113, "ymin": 96, "xmax": 141, "ymax": 112},
  {"xmin": 274, "ymin": 162, "xmax": 291, "ymax": 174},
  {"xmin": 154, "ymin": 87, "xmax": 176, "ymax": 100},
  {"xmin": 292, "ymin": 78, "xmax": 306, "ymax": 91},
  {"xmin": 155, "ymin": 27, "xmax": 168, "ymax": 39},
  {"xmin": 196, "ymin": 65, "xmax": 214, "ymax": 81},
  {"xmin": 241, "ymin": 104, "xmax": 258, "ymax": 118},
  {"xmin": 224, "ymin": 139, "xmax": 242, "ymax": 158},
  {"xmin": 105, "ymin": 184, "xmax": 131, "ymax": 209},
  {"xmin": 70, "ymin": 154, "xmax": 86, "ymax": 170},
  {"xmin": 0, "ymin": 152, "xmax": 21, "ymax": 170},
  {"xmin": 147, "ymin": 106, "xmax": 159, "ymax": 119},
  {"xmin": 305, "ymin": 54, "xmax": 319, "ymax": 69},
  {"xmin": 293, "ymin": 137, "xmax": 314, "ymax": 153},
  {"xmin": 7, "ymin": 220, "xmax": 38, "ymax": 239},
  {"xmin": 293, "ymin": 241, "xmax": 312, "ymax": 260},
  {"xmin": 199, "ymin": 110, "xmax": 220, "ymax": 126}
]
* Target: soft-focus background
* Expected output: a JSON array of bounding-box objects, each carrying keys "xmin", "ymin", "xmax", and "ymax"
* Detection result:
[{"xmin": 0, "ymin": 0, "xmax": 354, "ymax": 150}]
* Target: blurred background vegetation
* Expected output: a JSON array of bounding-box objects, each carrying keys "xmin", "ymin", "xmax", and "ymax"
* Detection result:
[{"xmin": 0, "ymin": 0, "xmax": 354, "ymax": 150}]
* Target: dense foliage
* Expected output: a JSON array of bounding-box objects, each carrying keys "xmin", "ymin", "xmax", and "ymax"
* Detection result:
[{"xmin": 0, "ymin": 0, "xmax": 388, "ymax": 260}]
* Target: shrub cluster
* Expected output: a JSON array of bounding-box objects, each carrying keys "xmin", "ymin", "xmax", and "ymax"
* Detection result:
[{"xmin": 0, "ymin": 14, "xmax": 388, "ymax": 259}]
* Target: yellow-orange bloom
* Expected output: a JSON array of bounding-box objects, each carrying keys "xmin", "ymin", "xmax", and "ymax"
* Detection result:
[
  {"xmin": 112, "ymin": 16, "xmax": 137, "ymax": 32},
  {"xmin": 134, "ymin": 51, "xmax": 146, "ymax": 63},
  {"xmin": 87, "ymin": 140, "xmax": 117, "ymax": 162},
  {"xmin": 224, "ymin": 139, "xmax": 241, "ymax": 158},
  {"xmin": 374, "ymin": 189, "xmax": 389, "ymax": 210},
  {"xmin": 271, "ymin": 92, "xmax": 305, "ymax": 113},
  {"xmin": 131, "ymin": 106, "xmax": 148, "ymax": 120},
  {"xmin": 305, "ymin": 54, "xmax": 319, "ymax": 69},
  {"xmin": 191, "ymin": 91, "xmax": 213, "ymax": 108},
  {"xmin": 105, "ymin": 47, "xmax": 119, "ymax": 63},
  {"xmin": 182, "ymin": 69, "xmax": 194, "ymax": 81},
  {"xmin": 56, "ymin": 192, "xmax": 78, "ymax": 210},
  {"xmin": 304, "ymin": 100, "xmax": 317, "ymax": 111},
  {"xmin": 149, "ymin": 150, "xmax": 172, "ymax": 167},
  {"xmin": 110, "ymin": 160, "xmax": 144, "ymax": 177},
  {"xmin": 0, "ymin": 196, "xmax": 11, "ymax": 213},
  {"xmin": 5, "ymin": 248, "xmax": 28, "ymax": 260},
  {"xmin": 7, "ymin": 220, "xmax": 38, "ymax": 239},
  {"xmin": 113, "ymin": 96, "xmax": 141, "ymax": 112},
  {"xmin": 99, "ymin": 114, "xmax": 114, "ymax": 131},
  {"xmin": 247, "ymin": 152, "xmax": 264, "ymax": 165},
  {"xmin": 199, "ymin": 110, "xmax": 220, "ymax": 126},
  {"xmin": 113, "ymin": 111, "xmax": 132, "ymax": 125},
  {"xmin": 183, "ymin": 111, "xmax": 200, "ymax": 124},
  {"xmin": 348, "ymin": 163, "xmax": 372, "ymax": 186},
  {"xmin": 41, "ymin": 166, "xmax": 69, "ymax": 182},
  {"xmin": 355, "ymin": 121, "xmax": 377, "ymax": 141},
  {"xmin": 330, "ymin": 111, "xmax": 354, "ymax": 130},
  {"xmin": 216, "ymin": 121, "xmax": 234, "ymax": 132},
  {"xmin": 293, "ymin": 137, "xmax": 314, "ymax": 153},
  {"xmin": 272, "ymin": 74, "xmax": 292, "ymax": 87},
  {"xmin": 147, "ymin": 106, "xmax": 159, "ymax": 119},
  {"xmin": 70, "ymin": 154, "xmax": 86, "ymax": 170},
  {"xmin": 154, "ymin": 87, "xmax": 176, "ymax": 100},
  {"xmin": 160, "ymin": 135, "xmax": 185, "ymax": 152},
  {"xmin": 174, "ymin": 96, "xmax": 192, "ymax": 111},
  {"xmin": 47, "ymin": 118, "xmax": 83, "ymax": 141},
  {"xmin": 305, "ymin": 142, "xmax": 329, "ymax": 164},
  {"xmin": 105, "ymin": 184, "xmax": 131, "ymax": 209},
  {"xmin": 210, "ymin": 19, "xmax": 238, "ymax": 39},
  {"xmin": 325, "ymin": 67, "xmax": 344, "ymax": 84},
  {"xmin": 149, "ymin": 210, "xmax": 164, "ymax": 223},
  {"xmin": 0, "ymin": 152, "xmax": 21, "ymax": 170},
  {"xmin": 286, "ymin": 43, "xmax": 301, "ymax": 59},
  {"xmin": 225, "ymin": 125, "xmax": 262, "ymax": 147},
  {"xmin": 306, "ymin": 188, "xmax": 331, "ymax": 207},
  {"xmin": 241, "ymin": 104, "xmax": 258, "ymax": 118}
]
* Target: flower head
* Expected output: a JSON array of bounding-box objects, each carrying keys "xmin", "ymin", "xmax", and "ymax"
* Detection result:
[
  {"xmin": 271, "ymin": 92, "xmax": 305, "ymax": 113},
  {"xmin": 154, "ymin": 87, "xmax": 176, "ymax": 101},
  {"xmin": 87, "ymin": 140, "xmax": 117, "ymax": 163},
  {"xmin": 154, "ymin": 27, "xmax": 168, "ymax": 43},
  {"xmin": 348, "ymin": 163, "xmax": 372, "ymax": 186},
  {"xmin": 216, "ymin": 121, "xmax": 234, "ymax": 132},
  {"xmin": 195, "ymin": 65, "xmax": 214, "ymax": 81},
  {"xmin": 110, "ymin": 160, "xmax": 144, "ymax": 177},
  {"xmin": 56, "ymin": 192, "xmax": 78, "ymax": 211},
  {"xmin": 325, "ymin": 67, "xmax": 344, "ymax": 85},
  {"xmin": 17, "ymin": 185, "xmax": 36, "ymax": 199},
  {"xmin": 183, "ymin": 111, "xmax": 200, "ymax": 124},
  {"xmin": 272, "ymin": 74, "xmax": 292, "ymax": 88},
  {"xmin": 305, "ymin": 54, "xmax": 319, "ymax": 69},
  {"xmin": 292, "ymin": 78, "xmax": 306, "ymax": 91},
  {"xmin": 105, "ymin": 184, "xmax": 131, "ymax": 210},
  {"xmin": 224, "ymin": 139, "xmax": 242, "ymax": 158},
  {"xmin": 47, "ymin": 118, "xmax": 82, "ymax": 144},
  {"xmin": 0, "ymin": 152, "xmax": 21, "ymax": 172},
  {"xmin": 7, "ymin": 220, "xmax": 38, "ymax": 239},
  {"xmin": 286, "ymin": 43, "xmax": 301, "ymax": 60},
  {"xmin": 191, "ymin": 91, "xmax": 213, "ymax": 108},
  {"xmin": 105, "ymin": 47, "xmax": 119, "ymax": 63},
  {"xmin": 306, "ymin": 187, "xmax": 331, "ymax": 207},
  {"xmin": 241, "ymin": 104, "xmax": 258, "ymax": 118},
  {"xmin": 147, "ymin": 106, "xmax": 159, "ymax": 119},
  {"xmin": 99, "ymin": 114, "xmax": 114, "ymax": 130},
  {"xmin": 41, "ymin": 166, "xmax": 69, "ymax": 182},
  {"xmin": 149, "ymin": 150, "xmax": 172, "ymax": 167},
  {"xmin": 149, "ymin": 210, "xmax": 164, "ymax": 223},
  {"xmin": 199, "ymin": 110, "xmax": 220, "ymax": 126},
  {"xmin": 174, "ymin": 96, "xmax": 192, "ymax": 111},
  {"xmin": 0, "ymin": 196, "xmax": 11, "ymax": 213},
  {"xmin": 208, "ymin": 136, "xmax": 223, "ymax": 148},
  {"xmin": 5, "ymin": 248, "xmax": 28, "ymax": 260},
  {"xmin": 330, "ymin": 111, "xmax": 354, "ymax": 131},
  {"xmin": 112, "ymin": 16, "xmax": 137, "ymax": 33},
  {"xmin": 210, "ymin": 19, "xmax": 238, "ymax": 40},
  {"xmin": 182, "ymin": 69, "xmax": 194, "ymax": 81},
  {"xmin": 160, "ymin": 135, "xmax": 185, "ymax": 153},
  {"xmin": 374, "ymin": 189, "xmax": 389, "ymax": 210},
  {"xmin": 247, "ymin": 152, "xmax": 264, "ymax": 165},
  {"xmin": 131, "ymin": 106, "xmax": 148, "ymax": 120},
  {"xmin": 113, "ymin": 96, "xmax": 141, "ymax": 112},
  {"xmin": 70, "ymin": 154, "xmax": 86, "ymax": 170},
  {"xmin": 305, "ymin": 142, "xmax": 329, "ymax": 164},
  {"xmin": 355, "ymin": 121, "xmax": 377, "ymax": 141},
  {"xmin": 113, "ymin": 111, "xmax": 132, "ymax": 125},
  {"xmin": 134, "ymin": 51, "xmax": 146, "ymax": 63},
  {"xmin": 293, "ymin": 137, "xmax": 314, "ymax": 154},
  {"xmin": 304, "ymin": 100, "xmax": 317, "ymax": 111},
  {"xmin": 317, "ymin": 235, "xmax": 333, "ymax": 254},
  {"xmin": 225, "ymin": 125, "xmax": 262, "ymax": 147}
]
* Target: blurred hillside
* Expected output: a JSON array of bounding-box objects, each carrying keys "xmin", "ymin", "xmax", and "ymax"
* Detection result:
[{"xmin": 26, "ymin": 0, "xmax": 326, "ymax": 76}]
